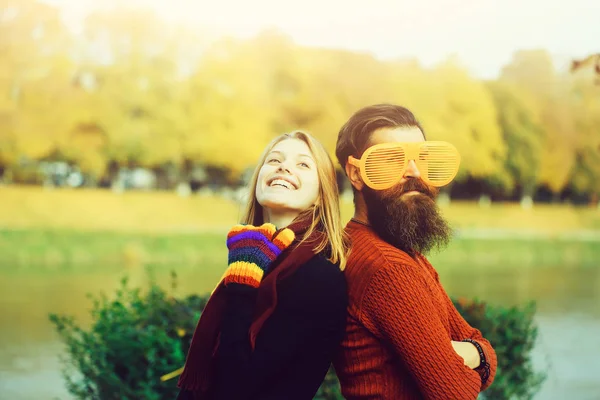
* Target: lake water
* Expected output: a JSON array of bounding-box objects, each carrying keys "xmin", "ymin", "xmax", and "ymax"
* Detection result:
[{"xmin": 1, "ymin": 263, "xmax": 599, "ymax": 400}]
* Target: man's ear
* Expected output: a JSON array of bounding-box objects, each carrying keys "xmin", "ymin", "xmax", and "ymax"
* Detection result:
[{"xmin": 345, "ymin": 160, "xmax": 365, "ymax": 191}]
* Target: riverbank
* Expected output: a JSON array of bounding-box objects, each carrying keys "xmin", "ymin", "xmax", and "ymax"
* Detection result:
[
  {"xmin": 1, "ymin": 186, "xmax": 599, "ymax": 269},
  {"xmin": 1, "ymin": 228, "xmax": 598, "ymax": 270},
  {"xmin": 1, "ymin": 186, "xmax": 599, "ymax": 233}
]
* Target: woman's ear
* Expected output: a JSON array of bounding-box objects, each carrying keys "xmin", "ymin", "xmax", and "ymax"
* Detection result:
[{"xmin": 345, "ymin": 161, "xmax": 365, "ymax": 191}]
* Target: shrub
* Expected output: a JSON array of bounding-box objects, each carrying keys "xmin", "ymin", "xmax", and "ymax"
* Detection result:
[
  {"xmin": 49, "ymin": 273, "xmax": 205, "ymax": 400},
  {"xmin": 50, "ymin": 275, "xmax": 544, "ymax": 399},
  {"xmin": 454, "ymin": 298, "xmax": 546, "ymax": 400}
]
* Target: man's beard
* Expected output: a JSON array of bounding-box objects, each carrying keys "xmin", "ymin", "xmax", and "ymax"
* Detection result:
[{"xmin": 362, "ymin": 179, "xmax": 452, "ymax": 257}]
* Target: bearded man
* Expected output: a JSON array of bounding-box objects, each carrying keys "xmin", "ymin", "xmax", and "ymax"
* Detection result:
[{"xmin": 333, "ymin": 104, "xmax": 497, "ymax": 400}]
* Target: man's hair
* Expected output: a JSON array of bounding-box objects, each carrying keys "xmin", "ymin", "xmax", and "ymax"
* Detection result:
[{"xmin": 335, "ymin": 104, "xmax": 425, "ymax": 171}]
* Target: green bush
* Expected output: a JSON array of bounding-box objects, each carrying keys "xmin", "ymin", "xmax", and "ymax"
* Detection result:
[
  {"xmin": 50, "ymin": 275, "xmax": 544, "ymax": 400},
  {"xmin": 49, "ymin": 273, "xmax": 206, "ymax": 400},
  {"xmin": 453, "ymin": 298, "xmax": 546, "ymax": 400}
]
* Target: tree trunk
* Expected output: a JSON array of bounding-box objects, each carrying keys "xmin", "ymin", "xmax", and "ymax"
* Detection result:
[{"xmin": 520, "ymin": 184, "xmax": 535, "ymax": 209}]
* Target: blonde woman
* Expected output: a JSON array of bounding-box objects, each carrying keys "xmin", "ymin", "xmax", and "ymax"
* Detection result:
[{"xmin": 177, "ymin": 131, "xmax": 349, "ymax": 400}]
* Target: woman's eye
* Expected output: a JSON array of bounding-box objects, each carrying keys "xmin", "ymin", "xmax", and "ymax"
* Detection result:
[
  {"xmin": 267, "ymin": 158, "xmax": 281, "ymax": 164},
  {"xmin": 299, "ymin": 162, "xmax": 310, "ymax": 168}
]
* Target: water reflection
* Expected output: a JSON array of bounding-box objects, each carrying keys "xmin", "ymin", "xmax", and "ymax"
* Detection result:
[{"xmin": 1, "ymin": 264, "xmax": 598, "ymax": 399}]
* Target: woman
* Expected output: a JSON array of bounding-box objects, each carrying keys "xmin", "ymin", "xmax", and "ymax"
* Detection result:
[{"xmin": 177, "ymin": 131, "xmax": 349, "ymax": 400}]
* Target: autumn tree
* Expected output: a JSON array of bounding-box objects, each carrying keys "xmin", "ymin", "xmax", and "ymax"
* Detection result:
[
  {"xmin": 567, "ymin": 64, "xmax": 600, "ymax": 200},
  {"xmin": 500, "ymin": 50, "xmax": 578, "ymax": 199},
  {"xmin": 0, "ymin": 0, "xmax": 74, "ymax": 182},
  {"xmin": 486, "ymin": 81, "xmax": 544, "ymax": 200}
]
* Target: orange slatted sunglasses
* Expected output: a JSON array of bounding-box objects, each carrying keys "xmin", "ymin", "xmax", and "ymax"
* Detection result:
[{"xmin": 348, "ymin": 141, "xmax": 461, "ymax": 190}]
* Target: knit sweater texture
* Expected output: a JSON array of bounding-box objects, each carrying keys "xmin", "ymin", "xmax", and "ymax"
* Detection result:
[{"xmin": 333, "ymin": 221, "xmax": 497, "ymax": 400}]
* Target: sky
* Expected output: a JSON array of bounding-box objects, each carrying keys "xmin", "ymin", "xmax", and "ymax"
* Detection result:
[{"xmin": 43, "ymin": 0, "xmax": 599, "ymax": 79}]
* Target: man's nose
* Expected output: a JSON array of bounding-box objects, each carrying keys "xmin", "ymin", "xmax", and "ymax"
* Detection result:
[{"xmin": 403, "ymin": 159, "xmax": 421, "ymax": 179}]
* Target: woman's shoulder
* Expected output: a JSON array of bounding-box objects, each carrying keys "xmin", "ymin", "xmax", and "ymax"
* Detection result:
[
  {"xmin": 289, "ymin": 254, "xmax": 347, "ymax": 296},
  {"xmin": 283, "ymin": 254, "xmax": 347, "ymax": 312},
  {"xmin": 301, "ymin": 254, "xmax": 345, "ymax": 278}
]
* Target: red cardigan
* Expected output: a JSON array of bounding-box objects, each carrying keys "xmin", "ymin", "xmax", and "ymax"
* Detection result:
[{"xmin": 333, "ymin": 221, "xmax": 497, "ymax": 399}]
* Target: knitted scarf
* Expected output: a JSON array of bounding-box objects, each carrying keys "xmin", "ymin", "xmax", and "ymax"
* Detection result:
[{"xmin": 177, "ymin": 210, "xmax": 323, "ymax": 394}]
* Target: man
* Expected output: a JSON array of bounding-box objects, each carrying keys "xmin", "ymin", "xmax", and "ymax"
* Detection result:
[{"xmin": 333, "ymin": 104, "xmax": 497, "ymax": 399}]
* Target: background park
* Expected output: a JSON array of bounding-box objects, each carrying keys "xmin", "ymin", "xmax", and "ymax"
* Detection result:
[{"xmin": 1, "ymin": 0, "xmax": 599, "ymax": 399}]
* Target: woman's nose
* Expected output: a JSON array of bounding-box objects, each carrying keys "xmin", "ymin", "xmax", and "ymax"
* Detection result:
[{"xmin": 277, "ymin": 160, "xmax": 292, "ymax": 174}]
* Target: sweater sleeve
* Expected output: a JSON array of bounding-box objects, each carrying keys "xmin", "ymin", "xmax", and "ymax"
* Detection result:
[
  {"xmin": 212, "ymin": 262, "xmax": 347, "ymax": 400},
  {"xmin": 444, "ymin": 292, "xmax": 498, "ymax": 391},
  {"xmin": 361, "ymin": 262, "xmax": 482, "ymax": 400},
  {"xmin": 419, "ymin": 256, "xmax": 498, "ymax": 390}
]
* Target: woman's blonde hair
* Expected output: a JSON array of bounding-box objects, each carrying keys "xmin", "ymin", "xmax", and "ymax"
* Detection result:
[{"xmin": 241, "ymin": 130, "xmax": 348, "ymax": 270}]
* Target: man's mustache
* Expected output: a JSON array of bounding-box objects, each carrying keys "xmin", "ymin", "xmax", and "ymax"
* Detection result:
[{"xmin": 394, "ymin": 179, "xmax": 437, "ymax": 199}]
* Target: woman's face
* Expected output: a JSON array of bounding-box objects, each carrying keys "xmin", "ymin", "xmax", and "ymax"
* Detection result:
[{"xmin": 255, "ymin": 138, "xmax": 320, "ymax": 215}]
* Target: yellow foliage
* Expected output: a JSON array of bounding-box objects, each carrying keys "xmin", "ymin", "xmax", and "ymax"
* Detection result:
[{"xmin": 0, "ymin": 6, "xmax": 598, "ymax": 196}]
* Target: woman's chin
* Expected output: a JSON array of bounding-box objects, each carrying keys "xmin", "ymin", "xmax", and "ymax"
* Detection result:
[{"xmin": 261, "ymin": 200, "xmax": 300, "ymax": 213}]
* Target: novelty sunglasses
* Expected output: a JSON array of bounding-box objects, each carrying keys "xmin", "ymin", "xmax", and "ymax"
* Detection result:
[{"xmin": 347, "ymin": 141, "xmax": 461, "ymax": 190}]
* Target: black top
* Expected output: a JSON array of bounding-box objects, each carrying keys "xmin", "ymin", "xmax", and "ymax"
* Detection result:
[{"xmin": 177, "ymin": 254, "xmax": 348, "ymax": 400}]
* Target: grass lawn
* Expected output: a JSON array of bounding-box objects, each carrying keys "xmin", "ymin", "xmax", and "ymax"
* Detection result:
[
  {"xmin": 1, "ymin": 185, "xmax": 599, "ymax": 233},
  {"xmin": 0, "ymin": 186, "xmax": 598, "ymax": 269},
  {"xmin": 1, "ymin": 228, "xmax": 598, "ymax": 271}
]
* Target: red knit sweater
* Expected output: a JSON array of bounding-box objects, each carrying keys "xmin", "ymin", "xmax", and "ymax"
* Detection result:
[{"xmin": 333, "ymin": 221, "xmax": 497, "ymax": 400}]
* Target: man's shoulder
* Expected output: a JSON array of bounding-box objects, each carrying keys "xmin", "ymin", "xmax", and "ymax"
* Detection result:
[
  {"xmin": 342, "ymin": 226, "xmax": 422, "ymax": 302},
  {"xmin": 344, "ymin": 227, "xmax": 416, "ymax": 273}
]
